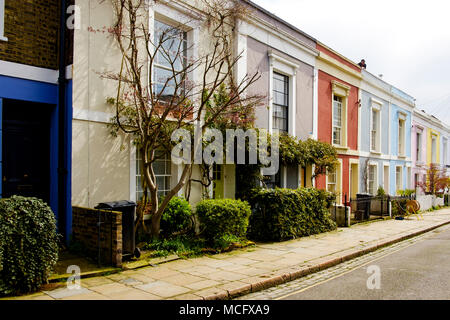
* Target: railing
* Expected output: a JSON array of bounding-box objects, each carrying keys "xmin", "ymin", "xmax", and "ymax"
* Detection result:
[{"xmin": 330, "ymin": 193, "xmax": 415, "ymax": 225}]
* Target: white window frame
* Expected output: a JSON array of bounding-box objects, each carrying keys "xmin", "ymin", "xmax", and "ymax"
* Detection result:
[
  {"xmin": 136, "ymin": 150, "xmax": 172, "ymax": 201},
  {"xmin": 395, "ymin": 166, "xmax": 403, "ymax": 193},
  {"xmin": 443, "ymin": 138, "xmax": 448, "ymax": 166},
  {"xmin": 0, "ymin": 0, "xmax": 7, "ymax": 41},
  {"xmin": 398, "ymin": 113, "xmax": 406, "ymax": 157},
  {"xmin": 370, "ymin": 101, "xmax": 382, "ymax": 153},
  {"xmin": 331, "ymin": 81, "xmax": 350, "ymax": 149},
  {"xmin": 416, "ymin": 130, "xmax": 423, "ymax": 162},
  {"xmin": 333, "ymin": 95, "xmax": 343, "ymax": 146},
  {"xmin": 383, "ymin": 163, "xmax": 390, "ymax": 195},
  {"xmin": 431, "ymin": 134, "xmax": 438, "ymax": 164},
  {"xmin": 268, "ymin": 51, "xmax": 298, "ymax": 137},
  {"xmin": 326, "ymin": 159, "xmax": 343, "ymax": 204},
  {"xmin": 406, "ymin": 166, "xmax": 412, "ymax": 189},
  {"xmin": 368, "ymin": 163, "xmax": 378, "ymax": 195},
  {"xmin": 272, "ymin": 71, "xmax": 289, "ymax": 134}
]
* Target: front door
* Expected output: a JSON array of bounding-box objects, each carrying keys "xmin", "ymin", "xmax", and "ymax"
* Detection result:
[
  {"xmin": 213, "ymin": 164, "xmax": 224, "ymax": 199},
  {"xmin": 2, "ymin": 99, "xmax": 51, "ymax": 203}
]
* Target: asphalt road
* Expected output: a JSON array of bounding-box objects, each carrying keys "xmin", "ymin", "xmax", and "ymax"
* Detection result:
[{"xmin": 279, "ymin": 227, "xmax": 450, "ymax": 300}]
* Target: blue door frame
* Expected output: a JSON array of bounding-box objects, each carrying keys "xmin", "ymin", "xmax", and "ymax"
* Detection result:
[{"xmin": 0, "ymin": 74, "xmax": 72, "ymax": 241}]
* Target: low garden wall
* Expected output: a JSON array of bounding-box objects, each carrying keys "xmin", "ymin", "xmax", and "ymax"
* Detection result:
[
  {"xmin": 72, "ymin": 206, "xmax": 123, "ymax": 267},
  {"xmin": 416, "ymin": 195, "xmax": 444, "ymax": 211}
]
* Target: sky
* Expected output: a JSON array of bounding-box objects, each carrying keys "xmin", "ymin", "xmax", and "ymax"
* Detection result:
[{"xmin": 252, "ymin": 0, "xmax": 450, "ymax": 125}]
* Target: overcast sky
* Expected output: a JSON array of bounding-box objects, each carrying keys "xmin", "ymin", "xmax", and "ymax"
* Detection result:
[{"xmin": 253, "ymin": 0, "xmax": 450, "ymax": 125}]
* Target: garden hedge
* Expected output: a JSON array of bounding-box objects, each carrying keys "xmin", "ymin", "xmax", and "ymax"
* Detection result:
[
  {"xmin": 247, "ymin": 188, "xmax": 336, "ymax": 242},
  {"xmin": 0, "ymin": 196, "xmax": 59, "ymax": 296},
  {"xmin": 196, "ymin": 199, "xmax": 251, "ymax": 243},
  {"xmin": 160, "ymin": 196, "xmax": 193, "ymax": 237}
]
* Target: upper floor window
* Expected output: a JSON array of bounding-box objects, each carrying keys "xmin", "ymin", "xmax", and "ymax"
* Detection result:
[
  {"xmin": 153, "ymin": 20, "xmax": 187, "ymax": 102},
  {"xmin": 370, "ymin": 108, "xmax": 381, "ymax": 152},
  {"xmin": 331, "ymin": 81, "xmax": 350, "ymax": 148},
  {"xmin": 0, "ymin": 0, "xmax": 7, "ymax": 41},
  {"xmin": 398, "ymin": 118, "xmax": 405, "ymax": 156},
  {"xmin": 443, "ymin": 138, "xmax": 448, "ymax": 165},
  {"xmin": 416, "ymin": 131, "xmax": 422, "ymax": 162},
  {"xmin": 332, "ymin": 95, "xmax": 343, "ymax": 145},
  {"xmin": 431, "ymin": 135, "xmax": 437, "ymax": 164},
  {"xmin": 272, "ymin": 72, "xmax": 289, "ymax": 134}
]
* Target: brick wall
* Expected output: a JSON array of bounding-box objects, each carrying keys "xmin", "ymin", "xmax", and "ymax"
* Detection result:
[
  {"xmin": 72, "ymin": 206, "xmax": 123, "ymax": 267},
  {"xmin": 0, "ymin": 0, "xmax": 60, "ymax": 69}
]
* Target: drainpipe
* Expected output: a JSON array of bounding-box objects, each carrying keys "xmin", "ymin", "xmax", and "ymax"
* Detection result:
[{"xmin": 58, "ymin": 0, "xmax": 68, "ymax": 241}]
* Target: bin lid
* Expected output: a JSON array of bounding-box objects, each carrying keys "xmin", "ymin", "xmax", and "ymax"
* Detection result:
[{"xmin": 95, "ymin": 200, "xmax": 137, "ymax": 209}]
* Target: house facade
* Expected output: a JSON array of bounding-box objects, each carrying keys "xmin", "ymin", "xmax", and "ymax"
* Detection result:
[
  {"xmin": 412, "ymin": 108, "xmax": 450, "ymax": 191},
  {"xmin": 315, "ymin": 42, "xmax": 361, "ymax": 204},
  {"xmin": 359, "ymin": 70, "xmax": 414, "ymax": 196},
  {"xmin": 0, "ymin": 0, "xmax": 73, "ymax": 240},
  {"xmin": 241, "ymin": 0, "xmax": 318, "ymax": 189}
]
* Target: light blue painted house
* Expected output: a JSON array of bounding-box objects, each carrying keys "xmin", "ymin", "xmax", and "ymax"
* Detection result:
[{"xmin": 359, "ymin": 70, "xmax": 415, "ymax": 196}]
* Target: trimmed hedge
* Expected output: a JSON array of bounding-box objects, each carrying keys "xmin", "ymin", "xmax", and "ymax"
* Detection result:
[
  {"xmin": 196, "ymin": 199, "xmax": 251, "ymax": 243},
  {"xmin": 0, "ymin": 196, "xmax": 59, "ymax": 296},
  {"xmin": 247, "ymin": 188, "xmax": 336, "ymax": 242},
  {"xmin": 160, "ymin": 196, "xmax": 193, "ymax": 237}
]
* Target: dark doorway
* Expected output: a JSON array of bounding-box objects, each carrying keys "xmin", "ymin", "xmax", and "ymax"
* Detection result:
[{"xmin": 2, "ymin": 99, "xmax": 52, "ymax": 204}]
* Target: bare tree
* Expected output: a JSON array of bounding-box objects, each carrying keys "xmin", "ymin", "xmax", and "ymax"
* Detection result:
[
  {"xmin": 417, "ymin": 163, "xmax": 449, "ymax": 195},
  {"xmin": 102, "ymin": 0, "xmax": 263, "ymax": 238}
]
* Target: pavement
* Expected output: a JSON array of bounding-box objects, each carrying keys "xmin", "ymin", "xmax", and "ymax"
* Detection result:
[{"xmin": 8, "ymin": 208, "xmax": 450, "ymax": 300}]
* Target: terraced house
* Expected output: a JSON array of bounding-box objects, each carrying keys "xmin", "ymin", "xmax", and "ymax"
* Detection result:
[
  {"xmin": 359, "ymin": 70, "xmax": 415, "ymax": 196},
  {"xmin": 0, "ymin": 0, "xmax": 73, "ymax": 240},
  {"xmin": 315, "ymin": 42, "xmax": 362, "ymax": 204},
  {"xmin": 243, "ymin": 0, "xmax": 318, "ymax": 189},
  {"xmin": 412, "ymin": 108, "xmax": 450, "ymax": 191}
]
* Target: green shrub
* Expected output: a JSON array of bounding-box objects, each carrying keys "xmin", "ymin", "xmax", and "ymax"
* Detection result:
[
  {"xmin": 397, "ymin": 189, "xmax": 415, "ymax": 197},
  {"xmin": 247, "ymin": 188, "xmax": 337, "ymax": 242},
  {"xmin": 0, "ymin": 196, "xmax": 60, "ymax": 296},
  {"xmin": 196, "ymin": 199, "xmax": 251, "ymax": 243},
  {"xmin": 160, "ymin": 196, "xmax": 193, "ymax": 238},
  {"xmin": 377, "ymin": 186, "xmax": 386, "ymax": 196}
]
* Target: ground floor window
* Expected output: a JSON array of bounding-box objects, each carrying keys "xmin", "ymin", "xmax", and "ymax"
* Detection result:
[
  {"xmin": 368, "ymin": 165, "xmax": 377, "ymax": 195},
  {"xmin": 136, "ymin": 150, "xmax": 171, "ymax": 201},
  {"xmin": 395, "ymin": 166, "xmax": 403, "ymax": 193}
]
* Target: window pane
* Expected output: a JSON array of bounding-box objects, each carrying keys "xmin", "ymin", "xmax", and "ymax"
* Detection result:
[{"xmin": 155, "ymin": 20, "xmax": 187, "ymax": 70}]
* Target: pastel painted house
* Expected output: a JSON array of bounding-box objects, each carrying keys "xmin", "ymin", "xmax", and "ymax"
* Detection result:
[
  {"xmin": 315, "ymin": 42, "xmax": 362, "ymax": 204},
  {"xmin": 359, "ymin": 70, "xmax": 414, "ymax": 196},
  {"xmin": 412, "ymin": 108, "xmax": 450, "ymax": 191},
  {"xmin": 242, "ymin": 0, "xmax": 318, "ymax": 189}
]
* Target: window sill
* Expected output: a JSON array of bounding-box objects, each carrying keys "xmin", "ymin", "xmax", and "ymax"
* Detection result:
[
  {"xmin": 370, "ymin": 150, "xmax": 382, "ymax": 155},
  {"xmin": 398, "ymin": 155, "xmax": 407, "ymax": 159},
  {"xmin": 333, "ymin": 144, "xmax": 348, "ymax": 151}
]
